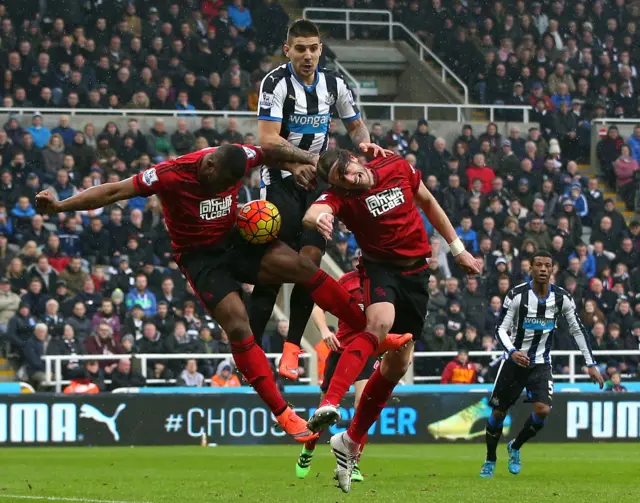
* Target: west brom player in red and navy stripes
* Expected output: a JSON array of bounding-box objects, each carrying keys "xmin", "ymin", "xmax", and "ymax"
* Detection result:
[
  {"xmin": 35, "ymin": 144, "xmax": 371, "ymax": 443},
  {"xmin": 480, "ymin": 251, "xmax": 604, "ymax": 478}
]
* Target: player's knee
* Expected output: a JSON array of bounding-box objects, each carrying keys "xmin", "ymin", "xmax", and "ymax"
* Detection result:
[
  {"xmin": 365, "ymin": 318, "xmax": 393, "ymax": 339},
  {"xmin": 224, "ymin": 318, "xmax": 253, "ymax": 342},
  {"xmin": 299, "ymin": 245, "xmax": 323, "ymax": 265},
  {"xmin": 492, "ymin": 409, "xmax": 507, "ymax": 421},
  {"xmin": 534, "ymin": 403, "xmax": 551, "ymax": 419},
  {"xmin": 291, "ymin": 255, "xmax": 318, "ymax": 283}
]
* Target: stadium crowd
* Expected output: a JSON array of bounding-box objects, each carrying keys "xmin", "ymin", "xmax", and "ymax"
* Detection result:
[
  {"xmin": 0, "ymin": 0, "xmax": 638, "ymax": 392},
  {"xmin": 329, "ymin": 118, "xmax": 640, "ymax": 385},
  {"xmin": 0, "ymin": 0, "xmax": 289, "ymax": 113}
]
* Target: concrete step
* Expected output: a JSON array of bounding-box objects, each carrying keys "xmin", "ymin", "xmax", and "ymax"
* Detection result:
[{"xmin": 578, "ymin": 164, "xmax": 637, "ymax": 222}]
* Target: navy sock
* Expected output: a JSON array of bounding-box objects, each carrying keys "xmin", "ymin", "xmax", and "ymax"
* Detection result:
[
  {"xmin": 485, "ymin": 415, "xmax": 504, "ymax": 462},
  {"xmin": 512, "ymin": 413, "xmax": 546, "ymax": 450}
]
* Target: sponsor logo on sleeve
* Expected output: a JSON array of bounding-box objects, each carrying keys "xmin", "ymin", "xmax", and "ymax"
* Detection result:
[
  {"xmin": 142, "ymin": 168, "xmax": 159, "ymax": 186},
  {"xmin": 347, "ymin": 90, "xmax": 355, "ymax": 106},
  {"xmin": 242, "ymin": 146, "xmax": 256, "ymax": 159}
]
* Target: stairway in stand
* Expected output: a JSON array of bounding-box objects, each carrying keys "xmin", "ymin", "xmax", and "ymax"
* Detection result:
[
  {"xmin": 579, "ymin": 164, "xmax": 636, "ymax": 223},
  {"xmin": 0, "ymin": 357, "xmax": 16, "ymax": 382}
]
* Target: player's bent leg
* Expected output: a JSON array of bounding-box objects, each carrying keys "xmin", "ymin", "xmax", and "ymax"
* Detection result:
[
  {"xmin": 309, "ymin": 303, "xmax": 394, "ymax": 432},
  {"xmin": 282, "ymin": 245, "xmax": 323, "ymax": 381},
  {"xmin": 330, "ymin": 344, "xmax": 411, "ymax": 493},
  {"xmin": 351, "ymin": 378, "xmax": 369, "ymax": 483},
  {"xmin": 508, "ymin": 402, "xmax": 550, "ymax": 475},
  {"xmin": 249, "ymin": 284, "xmax": 280, "ymax": 349},
  {"xmin": 481, "ymin": 408, "xmax": 507, "ymax": 478},
  {"xmin": 212, "ymin": 292, "xmax": 316, "ymax": 444},
  {"xmin": 258, "ymin": 241, "xmax": 366, "ymax": 331}
]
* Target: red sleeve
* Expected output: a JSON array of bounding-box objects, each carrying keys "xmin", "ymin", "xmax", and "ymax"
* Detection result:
[
  {"xmin": 401, "ymin": 158, "xmax": 422, "ymax": 194},
  {"xmin": 132, "ymin": 161, "xmax": 174, "ymax": 197},
  {"xmin": 238, "ymin": 144, "xmax": 265, "ymax": 174},
  {"xmin": 441, "ymin": 361, "xmax": 454, "ymax": 384},
  {"xmin": 312, "ymin": 190, "xmax": 343, "ymax": 215}
]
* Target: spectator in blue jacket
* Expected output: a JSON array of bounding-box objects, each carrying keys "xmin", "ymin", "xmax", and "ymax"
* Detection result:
[
  {"xmin": 10, "ymin": 196, "xmax": 36, "ymax": 236},
  {"xmin": 49, "ymin": 169, "xmax": 78, "ymax": 202},
  {"xmin": 51, "ymin": 115, "xmax": 76, "ymax": 145},
  {"xmin": 23, "ymin": 323, "xmax": 49, "ymax": 390},
  {"xmin": 125, "ymin": 273, "xmax": 157, "ymax": 316},
  {"xmin": 58, "ymin": 217, "xmax": 82, "ymax": 257},
  {"xmin": 228, "ymin": 0, "xmax": 253, "ymax": 32},
  {"xmin": 455, "ymin": 215, "xmax": 479, "ymax": 253},
  {"xmin": 563, "ymin": 184, "xmax": 588, "ymax": 220},
  {"xmin": 569, "ymin": 242, "xmax": 597, "ymax": 280},
  {"xmin": 626, "ymin": 125, "xmax": 640, "ymax": 163},
  {"xmin": 25, "ymin": 112, "xmax": 51, "ymax": 149}
]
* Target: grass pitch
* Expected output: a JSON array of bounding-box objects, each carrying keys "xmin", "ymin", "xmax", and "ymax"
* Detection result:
[{"xmin": 0, "ymin": 444, "xmax": 637, "ymax": 503}]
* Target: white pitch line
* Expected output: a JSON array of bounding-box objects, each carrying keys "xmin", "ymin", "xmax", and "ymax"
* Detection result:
[{"xmin": 0, "ymin": 495, "xmax": 152, "ymax": 503}]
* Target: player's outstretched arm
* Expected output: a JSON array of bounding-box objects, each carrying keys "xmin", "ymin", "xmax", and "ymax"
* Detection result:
[
  {"xmin": 302, "ymin": 203, "xmax": 335, "ymax": 240},
  {"xmin": 258, "ymin": 120, "xmax": 319, "ymax": 165},
  {"xmin": 414, "ymin": 181, "xmax": 480, "ymax": 275},
  {"xmin": 35, "ymin": 178, "xmax": 138, "ymax": 214},
  {"xmin": 311, "ymin": 305, "xmax": 340, "ymax": 351}
]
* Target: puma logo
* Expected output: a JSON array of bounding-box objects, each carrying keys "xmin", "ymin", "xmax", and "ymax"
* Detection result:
[{"xmin": 80, "ymin": 403, "xmax": 127, "ymax": 441}]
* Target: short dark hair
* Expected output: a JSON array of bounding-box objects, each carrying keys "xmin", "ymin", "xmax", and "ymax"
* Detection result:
[
  {"xmin": 287, "ymin": 19, "xmax": 320, "ymax": 41},
  {"xmin": 200, "ymin": 144, "xmax": 247, "ymax": 186},
  {"xmin": 532, "ymin": 250, "xmax": 553, "ymax": 262}
]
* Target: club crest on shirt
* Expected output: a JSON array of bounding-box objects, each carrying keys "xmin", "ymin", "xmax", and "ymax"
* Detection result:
[
  {"xmin": 325, "ymin": 92, "xmax": 336, "ymax": 106},
  {"xmin": 142, "ymin": 168, "xmax": 158, "ymax": 186},
  {"xmin": 259, "ymin": 92, "xmax": 275, "ymax": 109},
  {"xmin": 365, "ymin": 187, "xmax": 405, "ymax": 217}
]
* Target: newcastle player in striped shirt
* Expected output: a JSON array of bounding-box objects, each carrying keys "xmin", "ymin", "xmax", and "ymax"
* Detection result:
[
  {"xmin": 252, "ymin": 19, "xmax": 389, "ymax": 380},
  {"xmin": 480, "ymin": 251, "xmax": 604, "ymax": 478}
]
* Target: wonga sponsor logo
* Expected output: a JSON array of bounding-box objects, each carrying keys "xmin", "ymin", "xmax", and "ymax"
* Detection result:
[{"xmin": 287, "ymin": 113, "xmax": 330, "ymax": 134}]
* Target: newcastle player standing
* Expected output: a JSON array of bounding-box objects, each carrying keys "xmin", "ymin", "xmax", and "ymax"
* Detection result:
[
  {"xmin": 253, "ymin": 19, "xmax": 389, "ymax": 379},
  {"xmin": 480, "ymin": 251, "xmax": 604, "ymax": 478}
]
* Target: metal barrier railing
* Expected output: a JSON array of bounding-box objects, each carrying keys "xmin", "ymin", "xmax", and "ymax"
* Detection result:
[
  {"xmin": 41, "ymin": 349, "xmax": 638, "ymax": 392},
  {"xmin": 303, "ymin": 8, "xmax": 469, "ymax": 103},
  {"xmin": 43, "ymin": 353, "xmax": 312, "ymax": 393},
  {"xmin": 0, "ymin": 103, "xmax": 531, "ymax": 123}
]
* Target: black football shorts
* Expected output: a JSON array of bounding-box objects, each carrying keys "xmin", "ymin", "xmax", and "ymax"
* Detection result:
[
  {"xmin": 175, "ymin": 235, "xmax": 271, "ymax": 314},
  {"xmin": 358, "ymin": 257, "xmax": 430, "ymax": 341},
  {"xmin": 260, "ymin": 176, "xmax": 327, "ymax": 252},
  {"xmin": 489, "ymin": 359, "xmax": 554, "ymax": 411}
]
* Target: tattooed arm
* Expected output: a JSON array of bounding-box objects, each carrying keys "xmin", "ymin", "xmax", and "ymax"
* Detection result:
[
  {"xmin": 344, "ymin": 117, "xmax": 371, "ymax": 149},
  {"xmin": 258, "ymin": 120, "xmax": 319, "ymax": 165}
]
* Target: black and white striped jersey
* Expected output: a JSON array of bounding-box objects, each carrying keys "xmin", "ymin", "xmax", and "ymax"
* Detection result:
[
  {"xmin": 257, "ymin": 63, "xmax": 360, "ymax": 186},
  {"xmin": 495, "ymin": 282, "xmax": 595, "ymax": 366}
]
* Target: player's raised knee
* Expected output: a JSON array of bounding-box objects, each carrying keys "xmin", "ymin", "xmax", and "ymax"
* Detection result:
[{"xmin": 299, "ymin": 245, "xmax": 323, "ymax": 266}]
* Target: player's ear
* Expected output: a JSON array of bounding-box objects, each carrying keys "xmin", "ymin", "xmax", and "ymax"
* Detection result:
[
  {"xmin": 283, "ymin": 43, "xmax": 290, "ymax": 58},
  {"xmin": 318, "ymin": 43, "xmax": 323, "ymax": 56}
]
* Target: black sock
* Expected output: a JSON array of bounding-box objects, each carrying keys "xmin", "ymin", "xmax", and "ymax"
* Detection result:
[
  {"xmin": 485, "ymin": 415, "xmax": 504, "ymax": 462},
  {"xmin": 286, "ymin": 284, "xmax": 315, "ymax": 347},
  {"xmin": 249, "ymin": 285, "xmax": 280, "ymax": 349},
  {"xmin": 512, "ymin": 413, "xmax": 546, "ymax": 450}
]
